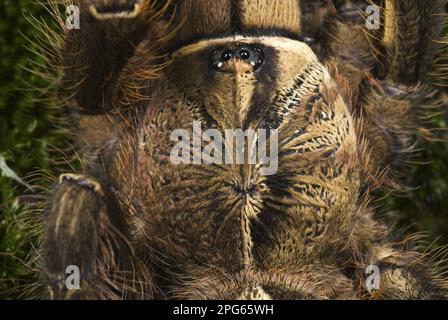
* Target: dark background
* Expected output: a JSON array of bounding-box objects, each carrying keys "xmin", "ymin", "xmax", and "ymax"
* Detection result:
[{"xmin": 0, "ymin": 0, "xmax": 447, "ymax": 299}]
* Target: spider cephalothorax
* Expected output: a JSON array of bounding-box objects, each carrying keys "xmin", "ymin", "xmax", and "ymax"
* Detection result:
[{"xmin": 36, "ymin": 0, "xmax": 448, "ymax": 299}]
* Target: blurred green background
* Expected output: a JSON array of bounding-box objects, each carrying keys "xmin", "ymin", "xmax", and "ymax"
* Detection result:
[
  {"xmin": 0, "ymin": 0, "xmax": 68, "ymax": 298},
  {"xmin": 0, "ymin": 0, "xmax": 447, "ymax": 299}
]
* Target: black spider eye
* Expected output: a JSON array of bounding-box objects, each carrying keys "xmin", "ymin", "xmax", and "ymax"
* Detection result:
[
  {"xmin": 222, "ymin": 50, "xmax": 233, "ymax": 61},
  {"xmin": 251, "ymin": 47, "xmax": 264, "ymax": 69},
  {"xmin": 210, "ymin": 46, "xmax": 264, "ymax": 72},
  {"xmin": 254, "ymin": 47, "xmax": 262, "ymax": 55},
  {"xmin": 239, "ymin": 49, "xmax": 250, "ymax": 60}
]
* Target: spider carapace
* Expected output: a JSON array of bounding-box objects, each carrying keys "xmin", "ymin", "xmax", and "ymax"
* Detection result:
[{"xmin": 41, "ymin": 0, "xmax": 448, "ymax": 299}]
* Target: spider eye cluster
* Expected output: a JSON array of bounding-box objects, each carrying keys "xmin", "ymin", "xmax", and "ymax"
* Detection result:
[{"xmin": 210, "ymin": 45, "xmax": 265, "ymax": 72}]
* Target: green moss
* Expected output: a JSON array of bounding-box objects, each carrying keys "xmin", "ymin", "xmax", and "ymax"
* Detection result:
[{"xmin": 0, "ymin": 0, "xmax": 67, "ymax": 299}]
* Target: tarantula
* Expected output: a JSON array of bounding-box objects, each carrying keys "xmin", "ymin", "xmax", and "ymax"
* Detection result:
[{"xmin": 37, "ymin": 0, "xmax": 448, "ymax": 299}]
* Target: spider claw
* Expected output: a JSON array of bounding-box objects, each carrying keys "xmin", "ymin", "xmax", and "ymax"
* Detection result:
[
  {"xmin": 88, "ymin": 0, "xmax": 143, "ymax": 20},
  {"xmin": 59, "ymin": 173, "xmax": 104, "ymax": 195}
]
